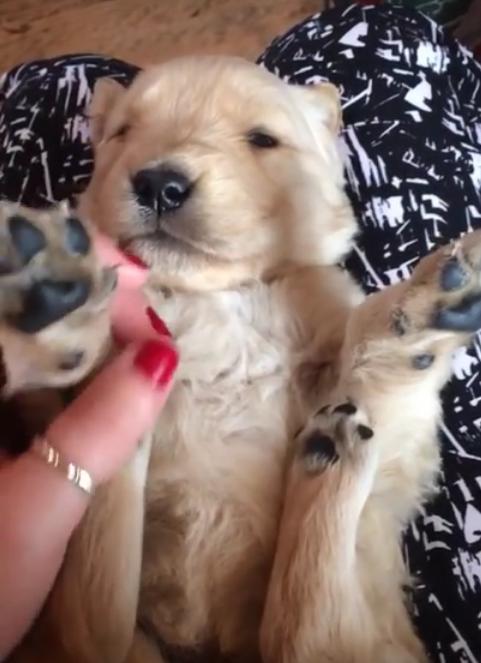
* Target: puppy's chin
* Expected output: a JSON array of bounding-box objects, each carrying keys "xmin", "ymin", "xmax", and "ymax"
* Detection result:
[
  {"xmin": 119, "ymin": 229, "xmax": 200, "ymax": 264},
  {"xmin": 119, "ymin": 230, "xmax": 264, "ymax": 293}
]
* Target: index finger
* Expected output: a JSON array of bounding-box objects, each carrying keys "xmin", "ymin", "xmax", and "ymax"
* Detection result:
[
  {"xmin": 93, "ymin": 232, "xmax": 148, "ymax": 290},
  {"xmin": 92, "ymin": 233, "xmax": 171, "ymax": 343}
]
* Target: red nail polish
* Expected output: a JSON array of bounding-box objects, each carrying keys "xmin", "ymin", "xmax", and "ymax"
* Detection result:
[
  {"xmin": 146, "ymin": 307, "xmax": 171, "ymax": 337},
  {"xmin": 123, "ymin": 251, "xmax": 147, "ymax": 269},
  {"xmin": 134, "ymin": 340, "xmax": 178, "ymax": 388}
]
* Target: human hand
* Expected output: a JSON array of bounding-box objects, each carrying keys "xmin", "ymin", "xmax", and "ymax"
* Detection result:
[{"xmin": 0, "ymin": 233, "xmax": 177, "ymax": 660}]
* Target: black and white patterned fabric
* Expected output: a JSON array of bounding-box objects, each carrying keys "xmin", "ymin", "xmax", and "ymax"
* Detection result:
[
  {"xmin": 1, "ymin": 4, "xmax": 480, "ymax": 660},
  {"xmin": 0, "ymin": 54, "xmax": 139, "ymax": 206}
]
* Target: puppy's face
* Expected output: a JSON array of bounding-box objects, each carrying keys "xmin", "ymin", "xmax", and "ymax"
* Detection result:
[{"xmin": 84, "ymin": 56, "xmax": 355, "ymax": 291}]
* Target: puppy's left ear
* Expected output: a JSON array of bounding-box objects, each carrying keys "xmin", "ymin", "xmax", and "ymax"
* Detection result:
[
  {"xmin": 294, "ymin": 82, "xmax": 343, "ymax": 135},
  {"xmin": 88, "ymin": 78, "xmax": 128, "ymax": 145}
]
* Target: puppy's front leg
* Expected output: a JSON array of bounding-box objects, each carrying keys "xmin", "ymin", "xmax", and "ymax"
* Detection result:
[
  {"xmin": 263, "ymin": 231, "xmax": 481, "ymax": 663},
  {"xmin": 261, "ymin": 403, "xmax": 378, "ymax": 663},
  {"xmin": 10, "ymin": 436, "xmax": 152, "ymax": 663}
]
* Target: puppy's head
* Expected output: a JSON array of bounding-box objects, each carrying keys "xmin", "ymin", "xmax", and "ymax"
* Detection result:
[{"xmin": 83, "ymin": 56, "xmax": 355, "ymax": 291}]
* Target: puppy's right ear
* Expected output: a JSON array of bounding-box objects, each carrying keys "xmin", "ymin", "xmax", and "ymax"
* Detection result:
[{"xmin": 88, "ymin": 78, "xmax": 127, "ymax": 145}]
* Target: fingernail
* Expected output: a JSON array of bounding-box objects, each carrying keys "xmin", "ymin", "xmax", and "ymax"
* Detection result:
[
  {"xmin": 146, "ymin": 307, "xmax": 171, "ymax": 337},
  {"xmin": 134, "ymin": 340, "xmax": 178, "ymax": 388},
  {"xmin": 123, "ymin": 251, "xmax": 147, "ymax": 269}
]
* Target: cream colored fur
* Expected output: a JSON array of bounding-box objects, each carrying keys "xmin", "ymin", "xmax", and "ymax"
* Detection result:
[{"xmin": 8, "ymin": 56, "xmax": 481, "ymax": 663}]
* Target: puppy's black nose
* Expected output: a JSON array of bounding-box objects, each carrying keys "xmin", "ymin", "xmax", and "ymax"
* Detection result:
[
  {"xmin": 12, "ymin": 279, "xmax": 90, "ymax": 333},
  {"xmin": 132, "ymin": 167, "xmax": 192, "ymax": 214}
]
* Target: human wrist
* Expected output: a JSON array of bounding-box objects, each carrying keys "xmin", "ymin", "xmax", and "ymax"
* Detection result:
[
  {"xmin": 30, "ymin": 437, "xmax": 95, "ymax": 497},
  {"xmin": 2, "ymin": 451, "xmax": 89, "ymax": 546}
]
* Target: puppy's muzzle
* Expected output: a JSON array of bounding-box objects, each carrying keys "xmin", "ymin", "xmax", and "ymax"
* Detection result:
[{"xmin": 132, "ymin": 166, "xmax": 192, "ymax": 215}]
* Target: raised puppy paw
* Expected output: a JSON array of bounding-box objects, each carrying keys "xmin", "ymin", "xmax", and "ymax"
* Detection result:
[
  {"xmin": 0, "ymin": 201, "xmax": 116, "ymax": 395},
  {"xmin": 393, "ymin": 230, "xmax": 481, "ymax": 339},
  {"xmin": 293, "ymin": 401, "xmax": 377, "ymax": 511}
]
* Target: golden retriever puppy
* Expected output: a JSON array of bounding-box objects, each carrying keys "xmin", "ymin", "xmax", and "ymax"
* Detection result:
[{"xmin": 5, "ymin": 56, "xmax": 481, "ymax": 663}]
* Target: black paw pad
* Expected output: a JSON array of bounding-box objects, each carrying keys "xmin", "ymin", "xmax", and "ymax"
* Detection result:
[
  {"xmin": 440, "ymin": 258, "xmax": 468, "ymax": 292},
  {"xmin": 357, "ymin": 424, "xmax": 374, "ymax": 440},
  {"xmin": 8, "ymin": 215, "xmax": 46, "ymax": 265},
  {"xmin": 59, "ymin": 350, "xmax": 85, "ymax": 371},
  {"xmin": 334, "ymin": 402, "xmax": 357, "ymax": 416},
  {"xmin": 11, "ymin": 279, "xmax": 90, "ymax": 333},
  {"xmin": 412, "ymin": 353, "xmax": 435, "ymax": 370},
  {"xmin": 302, "ymin": 431, "xmax": 339, "ymax": 470},
  {"xmin": 433, "ymin": 295, "xmax": 481, "ymax": 333},
  {"xmin": 65, "ymin": 217, "xmax": 91, "ymax": 256}
]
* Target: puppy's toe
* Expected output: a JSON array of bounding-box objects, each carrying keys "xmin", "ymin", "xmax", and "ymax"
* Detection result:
[
  {"xmin": 433, "ymin": 238, "xmax": 481, "ymax": 332},
  {"xmin": 65, "ymin": 215, "xmax": 91, "ymax": 255},
  {"xmin": 302, "ymin": 430, "xmax": 339, "ymax": 474},
  {"xmin": 298, "ymin": 400, "xmax": 374, "ymax": 475},
  {"xmin": 8, "ymin": 214, "xmax": 47, "ymax": 266},
  {"xmin": 433, "ymin": 294, "xmax": 481, "ymax": 332},
  {"xmin": 439, "ymin": 257, "xmax": 469, "ymax": 293}
]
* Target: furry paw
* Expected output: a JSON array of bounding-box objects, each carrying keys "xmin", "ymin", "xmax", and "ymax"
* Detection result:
[
  {"xmin": 297, "ymin": 401, "xmax": 374, "ymax": 474},
  {"xmin": 393, "ymin": 230, "xmax": 481, "ymax": 339},
  {"xmin": 293, "ymin": 400, "xmax": 377, "ymax": 515},
  {"xmin": 0, "ymin": 201, "xmax": 116, "ymax": 394}
]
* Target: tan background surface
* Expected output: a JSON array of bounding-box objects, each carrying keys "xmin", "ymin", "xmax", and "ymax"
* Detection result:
[{"xmin": 0, "ymin": 0, "xmax": 323, "ymax": 71}]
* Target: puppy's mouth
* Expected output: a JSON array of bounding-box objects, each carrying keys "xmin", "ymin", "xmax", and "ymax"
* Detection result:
[{"xmin": 118, "ymin": 225, "xmax": 209, "ymax": 265}]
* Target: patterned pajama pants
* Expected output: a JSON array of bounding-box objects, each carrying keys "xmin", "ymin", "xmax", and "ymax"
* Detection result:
[{"xmin": 1, "ymin": 3, "xmax": 480, "ymax": 660}]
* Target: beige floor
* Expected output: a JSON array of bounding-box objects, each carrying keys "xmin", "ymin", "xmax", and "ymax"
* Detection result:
[{"xmin": 0, "ymin": 0, "xmax": 323, "ymax": 71}]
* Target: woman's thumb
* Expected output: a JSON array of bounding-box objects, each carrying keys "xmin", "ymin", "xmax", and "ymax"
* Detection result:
[{"xmin": 46, "ymin": 339, "xmax": 178, "ymax": 483}]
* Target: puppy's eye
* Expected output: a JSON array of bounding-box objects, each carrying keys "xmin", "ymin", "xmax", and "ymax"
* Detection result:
[
  {"xmin": 247, "ymin": 130, "xmax": 279, "ymax": 149},
  {"xmin": 109, "ymin": 124, "xmax": 130, "ymax": 141}
]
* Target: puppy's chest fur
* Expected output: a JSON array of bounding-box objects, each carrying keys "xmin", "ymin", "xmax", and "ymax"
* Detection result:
[{"xmin": 138, "ymin": 266, "xmax": 360, "ymax": 650}]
